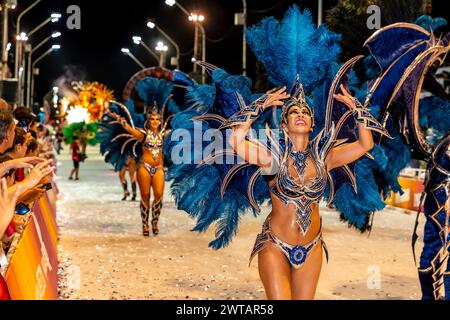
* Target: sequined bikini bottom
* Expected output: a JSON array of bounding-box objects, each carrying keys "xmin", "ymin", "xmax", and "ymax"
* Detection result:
[
  {"xmin": 249, "ymin": 218, "xmax": 328, "ymax": 269},
  {"xmin": 140, "ymin": 162, "xmax": 163, "ymax": 177}
]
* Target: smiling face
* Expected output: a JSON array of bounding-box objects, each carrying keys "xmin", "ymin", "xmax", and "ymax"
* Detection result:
[
  {"xmin": 283, "ymin": 105, "xmax": 313, "ymax": 135},
  {"xmin": 148, "ymin": 113, "xmax": 161, "ymax": 130}
]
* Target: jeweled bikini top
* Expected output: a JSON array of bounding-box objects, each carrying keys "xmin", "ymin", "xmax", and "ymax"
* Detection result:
[
  {"xmin": 269, "ymin": 138, "xmax": 328, "ymax": 236},
  {"xmin": 143, "ymin": 130, "xmax": 164, "ymax": 160}
]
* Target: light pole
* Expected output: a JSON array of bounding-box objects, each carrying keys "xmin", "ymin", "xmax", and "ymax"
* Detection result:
[
  {"xmin": 318, "ymin": 0, "xmax": 323, "ymax": 26},
  {"xmin": 155, "ymin": 41, "xmax": 168, "ymax": 67},
  {"xmin": 242, "ymin": 0, "xmax": 247, "ymax": 76},
  {"xmin": 30, "ymin": 44, "xmax": 60, "ymax": 107},
  {"xmin": 132, "ymin": 36, "xmax": 159, "ymax": 65},
  {"xmin": 147, "ymin": 19, "xmax": 180, "ymax": 69},
  {"xmin": 15, "ymin": 0, "xmax": 44, "ymax": 78},
  {"xmin": 1, "ymin": 0, "xmax": 16, "ymax": 79},
  {"xmin": 26, "ymin": 31, "xmax": 61, "ymax": 107},
  {"xmin": 16, "ymin": 12, "xmax": 61, "ymax": 106},
  {"xmin": 234, "ymin": 1, "xmax": 247, "ymax": 76},
  {"xmin": 165, "ymin": 0, "xmax": 206, "ymax": 83},
  {"xmin": 121, "ymin": 48, "xmax": 146, "ymax": 70},
  {"xmin": 15, "ymin": 32, "xmax": 28, "ymax": 105},
  {"xmin": 188, "ymin": 13, "xmax": 206, "ymax": 83}
]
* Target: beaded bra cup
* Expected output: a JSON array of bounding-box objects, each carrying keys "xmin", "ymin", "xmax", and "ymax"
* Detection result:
[
  {"xmin": 270, "ymin": 139, "xmax": 328, "ymax": 236},
  {"xmin": 141, "ymin": 130, "xmax": 164, "ymax": 160}
]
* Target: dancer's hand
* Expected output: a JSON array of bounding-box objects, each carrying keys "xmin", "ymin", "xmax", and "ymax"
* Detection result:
[
  {"xmin": 109, "ymin": 111, "xmax": 120, "ymax": 120},
  {"xmin": 334, "ymin": 84, "xmax": 357, "ymax": 109},
  {"xmin": 119, "ymin": 118, "xmax": 129, "ymax": 128},
  {"xmin": 263, "ymin": 86, "xmax": 290, "ymax": 109},
  {"xmin": 110, "ymin": 112, "xmax": 129, "ymax": 128}
]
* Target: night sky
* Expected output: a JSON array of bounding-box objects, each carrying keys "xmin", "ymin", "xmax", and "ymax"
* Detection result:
[{"xmin": 7, "ymin": 0, "xmax": 449, "ymax": 105}]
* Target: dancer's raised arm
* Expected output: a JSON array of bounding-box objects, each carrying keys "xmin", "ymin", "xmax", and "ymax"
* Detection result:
[
  {"xmin": 227, "ymin": 87, "xmax": 290, "ymax": 170},
  {"xmin": 326, "ymin": 85, "xmax": 375, "ymax": 171},
  {"xmin": 110, "ymin": 112, "xmax": 145, "ymax": 142}
]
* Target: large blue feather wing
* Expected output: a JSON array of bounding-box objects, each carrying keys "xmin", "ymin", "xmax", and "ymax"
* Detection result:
[{"xmin": 97, "ymin": 101, "xmax": 143, "ymax": 171}]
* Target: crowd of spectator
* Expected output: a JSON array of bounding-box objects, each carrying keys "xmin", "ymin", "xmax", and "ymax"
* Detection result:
[{"xmin": 0, "ymin": 98, "xmax": 55, "ymax": 300}]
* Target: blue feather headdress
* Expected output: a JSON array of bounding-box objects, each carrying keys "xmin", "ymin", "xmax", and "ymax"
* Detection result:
[
  {"xmin": 135, "ymin": 77, "xmax": 178, "ymax": 124},
  {"xmin": 281, "ymin": 76, "xmax": 315, "ymax": 128}
]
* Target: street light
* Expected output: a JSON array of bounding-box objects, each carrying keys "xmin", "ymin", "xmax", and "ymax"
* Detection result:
[
  {"xmin": 16, "ymin": 32, "xmax": 28, "ymax": 41},
  {"xmin": 30, "ymin": 44, "xmax": 61, "ymax": 106},
  {"xmin": 155, "ymin": 41, "xmax": 168, "ymax": 51},
  {"xmin": 146, "ymin": 18, "xmax": 180, "ymax": 69},
  {"xmin": 121, "ymin": 47, "xmax": 147, "ymax": 70},
  {"xmin": 131, "ymin": 36, "xmax": 159, "ymax": 65},
  {"xmin": 164, "ymin": 0, "xmax": 206, "ymax": 83},
  {"xmin": 155, "ymin": 41, "xmax": 168, "ymax": 67},
  {"xmin": 51, "ymin": 13, "xmax": 62, "ymax": 23},
  {"xmin": 25, "ymin": 31, "xmax": 62, "ymax": 106},
  {"xmin": 188, "ymin": 13, "xmax": 204, "ymax": 22}
]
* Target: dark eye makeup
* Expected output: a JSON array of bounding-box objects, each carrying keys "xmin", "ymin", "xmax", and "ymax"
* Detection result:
[{"xmin": 288, "ymin": 106, "xmax": 310, "ymax": 116}]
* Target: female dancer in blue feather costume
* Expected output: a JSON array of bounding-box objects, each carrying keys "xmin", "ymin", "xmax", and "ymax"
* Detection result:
[
  {"xmin": 165, "ymin": 59, "xmax": 390, "ymax": 300},
  {"xmin": 225, "ymin": 80, "xmax": 389, "ymax": 299},
  {"xmin": 165, "ymin": 6, "xmax": 393, "ymax": 299},
  {"xmin": 98, "ymin": 75, "xmax": 183, "ymax": 237},
  {"xmin": 111, "ymin": 106, "xmax": 170, "ymax": 236}
]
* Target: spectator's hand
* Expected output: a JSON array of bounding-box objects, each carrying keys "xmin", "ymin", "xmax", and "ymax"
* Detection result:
[
  {"xmin": 25, "ymin": 160, "xmax": 54, "ymax": 187},
  {"xmin": 5, "ymin": 157, "xmax": 44, "ymax": 170},
  {"xmin": 0, "ymin": 178, "xmax": 21, "ymax": 237}
]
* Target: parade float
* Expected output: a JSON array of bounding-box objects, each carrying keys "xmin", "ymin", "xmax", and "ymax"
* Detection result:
[{"xmin": 59, "ymin": 81, "xmax": 115, "ymax": 149}]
